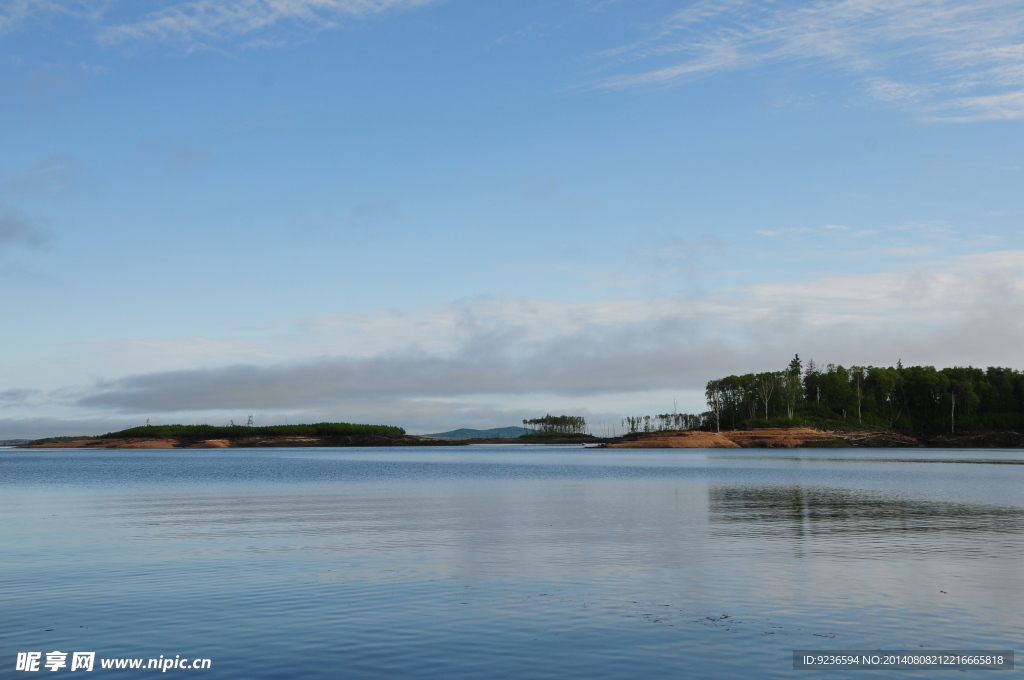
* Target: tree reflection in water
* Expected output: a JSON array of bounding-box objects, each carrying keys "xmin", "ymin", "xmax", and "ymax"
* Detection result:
[{"xmin": 709, "ymin": 485, "xmax": 1024, "ymax": 541}]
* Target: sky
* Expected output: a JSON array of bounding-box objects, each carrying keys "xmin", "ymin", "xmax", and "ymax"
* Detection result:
[{"xmin": 1, "ymin": 0, "xmax": 1023, "ymax": 438}]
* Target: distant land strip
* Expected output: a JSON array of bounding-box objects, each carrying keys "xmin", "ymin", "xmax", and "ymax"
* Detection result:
[
  {"xmin": 18, "ymin": 422, "xmax": 448, "ymax": 449},
  {"xmin": 15, "ymin": 425, "xmax": 1024, "ymax": 449}
]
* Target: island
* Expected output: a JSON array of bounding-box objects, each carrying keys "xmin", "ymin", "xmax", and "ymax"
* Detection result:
[{"xmin": 18, "ymin": 422, "xmax": 452, "ymax": 449}]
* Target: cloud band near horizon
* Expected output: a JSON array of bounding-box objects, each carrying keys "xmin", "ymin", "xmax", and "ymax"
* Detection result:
[{"xmin": 75, "ymin": 257, "xmax": 1024, "ymax": 413}]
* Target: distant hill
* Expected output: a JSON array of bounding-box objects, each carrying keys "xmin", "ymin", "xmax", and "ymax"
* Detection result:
[{"xmin": 422, "ymin": 427, "xmax": 529, "ymax": 440}]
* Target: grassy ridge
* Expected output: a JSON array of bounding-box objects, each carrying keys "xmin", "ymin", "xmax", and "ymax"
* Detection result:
[{"xmin": 103, "ymin": 422, "xmax": 405, "ymax": 439}]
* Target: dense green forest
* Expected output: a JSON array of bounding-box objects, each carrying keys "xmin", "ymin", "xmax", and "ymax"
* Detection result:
[
  {"xmin": 703, "ymin": 356, "xmax": 1024, "ymax": 433},
  {"xmin": 103, "ymin": 421, "xmax": 405, "ymax": 439}
]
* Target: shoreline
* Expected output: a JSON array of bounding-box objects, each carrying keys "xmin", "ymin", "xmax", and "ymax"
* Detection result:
[
  {"xmin": 15, "ymin": 427, "xmax": 1024, "ymax": 449},
  {"xmin": 17, "ymin": 433, "xmax": 457, "ymax": 449},
  {"xmin": 603, "ymin": 427, "xmax": 1024, "ymax": 449}
]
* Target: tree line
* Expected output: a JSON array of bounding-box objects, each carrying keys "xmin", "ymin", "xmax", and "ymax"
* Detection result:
[
  {"xmin": 704, "ymin": 356, "xmax": 1024, "ymax": 433},
  {"xmin": 522, "ymin": 415, "xmax": 589, "ymax": 435},
  {"xmin": 104, "ymin": 422, "xmax": 406, "ymax": 439},
  {"xmin": 621, "ymin": 413, "xmax": 704, "ymax": 434}
]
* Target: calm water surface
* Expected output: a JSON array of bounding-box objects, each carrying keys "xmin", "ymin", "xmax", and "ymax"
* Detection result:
[{"xmin": 2, "ymin": 446, "xmax": 1021, "ymax": 679}]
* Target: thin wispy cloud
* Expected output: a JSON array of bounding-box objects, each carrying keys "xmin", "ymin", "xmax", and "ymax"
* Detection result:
[
  {"xmin": 0, "ymin": 154, "xmax": 81, "ymax": 198},
  {"xmin": 346, "ymin": 201, "xmax": 400, "ymax": 228},
  {"xmin": 0, "ymin": 416, "xmax": 128, "ymax": 440},
  {"xmin": 599, "ymin": 0, "xmax": 1024, "ymax": 121},
  {"xmin": 103, "ymin": 0, "xmax": 436, "ymax": 46},
  {"xmin": 99, "ymin": 0, "xmax": 437, "ymax": 48},
  {"xmin": 0, "ymin": 0, "xmax": 35, "ymax": 32},
  {"xmin": 0, "ymin": 388, "xmax": 37, "ymax": 406},
  {"xmin": 0, "ymin": 210, "xmax": 50, "ymax": 247},
  {"xmin": 1, "ymin": 0, "xmax": 436, "ymax": 48}
]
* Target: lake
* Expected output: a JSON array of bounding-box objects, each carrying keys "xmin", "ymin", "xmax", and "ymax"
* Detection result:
[{"xmin": 2, "ymin": 446, "xmax": 1021, "ymax": 678}]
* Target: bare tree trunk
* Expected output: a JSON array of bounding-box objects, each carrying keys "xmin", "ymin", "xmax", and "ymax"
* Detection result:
[
  {"xmin": 851, "ymin": 368, "xmax": 864, "ymax": 426},
  {"xmin": 887, "ymin": 393, "xmax": 903, "ymax": 430},
  {"xmin": 951, "ymin": 392, "xmax": 956, "ymax": 434},
  {"xmin": 758, "ymin": 374, "xmax": 775, "ymax": 420}
]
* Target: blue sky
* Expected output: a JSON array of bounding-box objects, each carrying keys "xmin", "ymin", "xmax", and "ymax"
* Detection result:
[{"xmin": 2, "ymin": 0, "xmax": 1023, "ymax": 437}]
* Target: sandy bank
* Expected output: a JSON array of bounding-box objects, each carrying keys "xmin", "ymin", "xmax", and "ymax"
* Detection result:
[
  {"xmin": 605, "ymin": 431, "xmax": 741, "ymax": 448},
  {"xmin": 607, "ymin": 427, "xmax": 843, "ymax": 449}
]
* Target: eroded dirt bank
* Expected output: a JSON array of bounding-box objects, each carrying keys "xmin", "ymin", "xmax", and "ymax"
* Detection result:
[
  {"xmin": 605, "ymin": 428, "xmax": 838, "ymax": 448},
  {"xmin": 606, "ymin": 427, "xmax": 1024, "ymax": 448}
]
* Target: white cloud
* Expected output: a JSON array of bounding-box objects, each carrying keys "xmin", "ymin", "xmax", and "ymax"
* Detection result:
[
  {"xmin": 598, "ymin": 0, "xmax": 1024, "ymax": 122},
  {"xmin": 933, "ymin": 90, "xmax": 1024, "ymax": 122},
  {"xmin": 3, "ymin": 244, "xmax": 1021, "ymax": 432},
  {"xmin": 0, "ymin": 249, "xmax": 1013, "ymax": 424}
]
